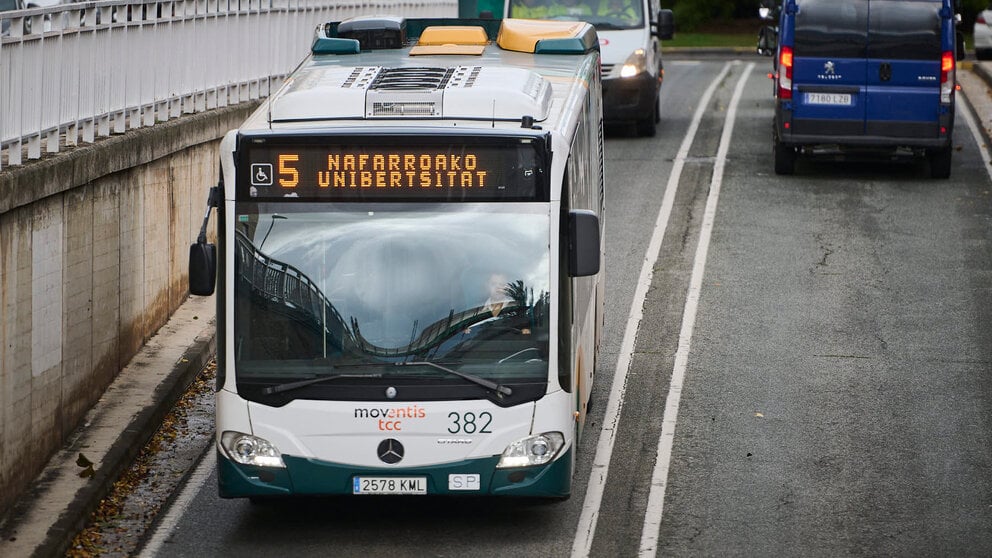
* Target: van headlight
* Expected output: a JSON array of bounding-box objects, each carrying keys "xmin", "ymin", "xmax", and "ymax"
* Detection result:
[
  {"xmin": 620, "ymin": 49, "xmax": 648, "ymax": 78},
  {"xmin": 496, "ymin": 432, "xmax": 565, "ymax": 468},
  {"xmin": 221, "ymin": 431, "xmax": 286, "ymax": 468}
]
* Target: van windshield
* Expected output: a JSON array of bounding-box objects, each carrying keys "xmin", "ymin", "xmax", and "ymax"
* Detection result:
[{"xmin": 508, "ymin": 0, "xmax": 645, "ymax": 30}]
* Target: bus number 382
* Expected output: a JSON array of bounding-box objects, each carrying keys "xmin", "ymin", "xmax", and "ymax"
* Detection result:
[{"xmin": 448, "ymin": 412, "xmax": 493, "ymax": 434}]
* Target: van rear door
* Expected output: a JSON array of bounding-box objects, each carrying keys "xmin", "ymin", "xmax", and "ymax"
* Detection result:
[
  {"xmin": 864, "ymin": 0, "xmax": 943, "ymax": 140},
  {"xmin": 791, "ymin": 0, "xmax": 869, "ymax": 139}
]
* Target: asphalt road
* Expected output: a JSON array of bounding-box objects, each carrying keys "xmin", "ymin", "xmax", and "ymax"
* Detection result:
[{"xmin": 141, "ymin": 58, "xmax": 992, "ymax": 557}]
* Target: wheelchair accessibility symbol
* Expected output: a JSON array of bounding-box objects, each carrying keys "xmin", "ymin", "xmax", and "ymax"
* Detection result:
[{"xmin": 251, "ymin": 163, "xmax": 273, "ymax": 187}]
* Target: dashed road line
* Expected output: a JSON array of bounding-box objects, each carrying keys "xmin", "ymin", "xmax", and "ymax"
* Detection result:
[{"xmin": 570, "ymin": 61, "xmax": 734, "ymax": 558}]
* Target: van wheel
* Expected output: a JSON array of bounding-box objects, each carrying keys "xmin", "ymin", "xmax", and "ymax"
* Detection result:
[
  {"xmin": 636, "ymin": 96, "xmax": 659, "ymax": 137},
  {"xmin": 636, "ymin": 112, "xmax": 657, "ymax": 137},
  {"xmin": 928, "ymin": 146, "xmax": 952, "ymax": 179},
  {"xmin": 774, "ymin": 139, "xmax": 796, "ymax": 175}
]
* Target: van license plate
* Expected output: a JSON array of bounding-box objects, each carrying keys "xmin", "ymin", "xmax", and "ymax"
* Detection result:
[
  {"xmin": 806, "ymin": 93, "xmax": 852, "ymax": 106},
  {"xmin": 353, "ymin": 476, "xmax": 427, "ymax": 495}
]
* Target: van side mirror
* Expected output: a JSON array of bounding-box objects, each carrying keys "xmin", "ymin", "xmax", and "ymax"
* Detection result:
[
  {"xmin": 757, "ymin": 25, "xmax": 778, "ymax": 56},
  {"xmin": 568, "ymin": 210, "xmax": 600, "ymax": 277},
  {"xmin": 654, "ymin": 9, "xmax": 674, "ymax": 41},
  {"xmin": 189, "ymin": 242, "xmax": 217, "ymax": 296}
]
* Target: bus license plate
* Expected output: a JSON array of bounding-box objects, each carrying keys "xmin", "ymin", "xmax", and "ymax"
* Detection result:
[
  {"xmin": 353, "ymin": 476, "xmax": 427, "ymax": 495},
  {"xmin": 806, "ymin": 92, "xmax": 852, "ymax": 106}
]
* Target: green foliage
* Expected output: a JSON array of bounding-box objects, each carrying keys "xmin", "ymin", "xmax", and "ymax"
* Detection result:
[{"xmin": 662, "ymin": 0, "xmax": 762, "ymax": 32}]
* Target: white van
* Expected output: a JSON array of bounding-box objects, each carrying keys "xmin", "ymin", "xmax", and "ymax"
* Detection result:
[{"xmin": 504, "ymin": 0, "xmax": 674, "ymax": 136}]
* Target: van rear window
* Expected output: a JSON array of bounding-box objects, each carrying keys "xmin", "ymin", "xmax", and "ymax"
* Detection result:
[
  {"xmin": 867, "ymin": 0, "xmax": 941, "ymax": 60},
  {"xmin": 795, "ymin": 0, "xmax": 869, "ymax": 59}
]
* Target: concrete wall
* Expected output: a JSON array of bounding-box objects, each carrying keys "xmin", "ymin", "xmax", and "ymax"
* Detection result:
[{"xmin": 0, "ymin": 102, "xmax": 258, "ymax": 516}]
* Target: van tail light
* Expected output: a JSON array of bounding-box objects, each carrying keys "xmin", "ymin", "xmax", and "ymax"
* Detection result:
[
  {"xmin": 778, "ymin": 46, "xmax": 794, "ymax": 100},
  {"xmin": 940, "ymin": 50, "xmax": 955, "ymax": 104}
]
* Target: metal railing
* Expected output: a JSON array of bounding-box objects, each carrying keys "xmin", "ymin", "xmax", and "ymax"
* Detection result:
[{"xmin": 0, "ymin": 0, "xmax": 457, "ymax": 170}]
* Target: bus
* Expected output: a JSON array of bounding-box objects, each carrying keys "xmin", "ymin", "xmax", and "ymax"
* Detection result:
[{"xmin": 189, "ymin": 15, "xmax": 605, "ymax": 500}]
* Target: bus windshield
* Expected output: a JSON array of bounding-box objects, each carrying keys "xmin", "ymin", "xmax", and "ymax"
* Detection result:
[{"xmin": 233, "ymin": 202, "xmax": 551, "ymax": 404}]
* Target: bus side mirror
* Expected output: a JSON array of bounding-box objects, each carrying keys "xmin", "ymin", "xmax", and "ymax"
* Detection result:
[
  {"xmin": 654, "ymin": 9, "xmax": 674, "ymax": 41},
  {"xmin": 190, "ymin": 184, "xmax": 219, "ymax": 296},
  {"xmin": 189, "ymin": 242, "xmax": 217, "ymax": 296},
  {"xmin": 569, "ymin": 210, "xmax": 600, "ymax": 278}
]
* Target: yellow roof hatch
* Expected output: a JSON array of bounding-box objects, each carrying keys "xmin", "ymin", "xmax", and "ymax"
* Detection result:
[
  {"xmin": 497, "ymin": 18, "xmax": 598, "ymax": 54},
  {"xmin": 410, "ymin": 25, "xmax": 488, "ymax": 56}
]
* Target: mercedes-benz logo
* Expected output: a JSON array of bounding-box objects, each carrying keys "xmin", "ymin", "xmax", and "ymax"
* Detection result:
[{"xmin": 377, "ymin": 438, "xmax": 404, "ymax": 464}]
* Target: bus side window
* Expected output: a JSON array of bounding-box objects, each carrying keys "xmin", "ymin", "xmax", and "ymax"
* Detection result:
[{"xmin": 558, "ymin": 167, "xmax": 574, "ymax": 393}]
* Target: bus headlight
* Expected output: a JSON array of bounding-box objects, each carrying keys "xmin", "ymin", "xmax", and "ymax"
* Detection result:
[
  {"xmin": 620, "ymin": 49, "xmax": 648, "ymax": 78},
  {"xmin": 496, "ymin": 432, "xmax": 565, "ymax": 468},
  {"xmin": 221, "ymin": 431, "xmax": 286, "ymax": 468}
]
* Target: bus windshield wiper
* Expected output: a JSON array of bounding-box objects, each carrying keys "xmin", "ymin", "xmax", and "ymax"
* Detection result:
[
  {"xmin": 261, "ymin": 372, "xmax": 383, "ymax": 395},
  {"xmin": 396, "ymin": 361, "xmax": 513, "ymax": 397}
]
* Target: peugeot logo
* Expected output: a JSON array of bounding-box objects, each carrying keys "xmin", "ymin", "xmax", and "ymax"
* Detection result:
[
  {"xmin": 824, "ymin": 61, "xmax": 836, "ymax": 75},
  {"xmin": 377, "ymin": 438, "xmax": 404, "ymax": 464}
]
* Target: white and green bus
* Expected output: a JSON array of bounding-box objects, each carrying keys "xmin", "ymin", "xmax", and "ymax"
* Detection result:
[{"xmin": 189, "ymin": 15, "xmax": 605, "ymax": 499}]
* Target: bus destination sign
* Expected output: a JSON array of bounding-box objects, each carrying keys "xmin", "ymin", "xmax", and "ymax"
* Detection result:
[{"xmin": 239, "ymin": 139, "xmax": 546, "ymax": 202}]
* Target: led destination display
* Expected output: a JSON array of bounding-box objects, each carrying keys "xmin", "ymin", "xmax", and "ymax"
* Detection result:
[{"xmin": 239, "ymin": 137, "xmax": 547, "ymax": 201}]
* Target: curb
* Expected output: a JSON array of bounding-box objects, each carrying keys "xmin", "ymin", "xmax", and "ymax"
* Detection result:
[
  {"xmin": 36, "ymin": 329, "xmax": 217, "ymax": 558},
  {"xmin": 965, "ymin": 62, "xmax": 992, "ymax": 152}
]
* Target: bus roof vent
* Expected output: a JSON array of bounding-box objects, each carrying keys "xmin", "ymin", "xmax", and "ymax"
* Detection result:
[
  {"xmin": 365, "ymin": 65, "xmax": 550, "ymax": 120},
  {"xmin": 370, "ymin": 67, "xmax": 454, "ymax": 90},
  {"xmin": 366, "ymin": 67, "xmax": 451, "ymax": 117},
  {"xmin": 270, "ymin": 65, "xmax": 551, "ymax": 122}
]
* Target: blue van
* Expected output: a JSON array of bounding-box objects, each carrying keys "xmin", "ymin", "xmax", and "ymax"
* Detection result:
[{"xmin": 761, "ymin": 0, "xmax": 964, "ymax": 178}]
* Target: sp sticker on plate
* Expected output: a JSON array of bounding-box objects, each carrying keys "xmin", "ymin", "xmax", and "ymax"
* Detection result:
[{"xmin": 448, "ymin": 474, "xmax": 481, "ymax": 491}]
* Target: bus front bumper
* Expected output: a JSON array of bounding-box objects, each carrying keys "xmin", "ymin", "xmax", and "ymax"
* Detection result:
[{"xmin": 218, "ymin": 447, "xmax": 573, "ymax": 499}]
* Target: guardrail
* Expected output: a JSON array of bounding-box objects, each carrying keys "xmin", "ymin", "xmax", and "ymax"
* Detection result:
[{"xmin": 0, "ymin": 0, "xmax": 457, "ymax": 170}]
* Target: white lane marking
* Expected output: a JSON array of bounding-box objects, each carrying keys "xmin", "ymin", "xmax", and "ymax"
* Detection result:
[
  {"xmin": 139, "ymin": 449, "xmax": 216, "ymax": 557},
  {"xmin": 638, "ymin": 62, "xmax": 755, "ymax": 557},
  {"xmin": 570, "ymin": 61, "xmax": 734, "ymax": 558},
  {"xmin": 959, "ymin": 91, "xmax": 992, "ymax": 183}
]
